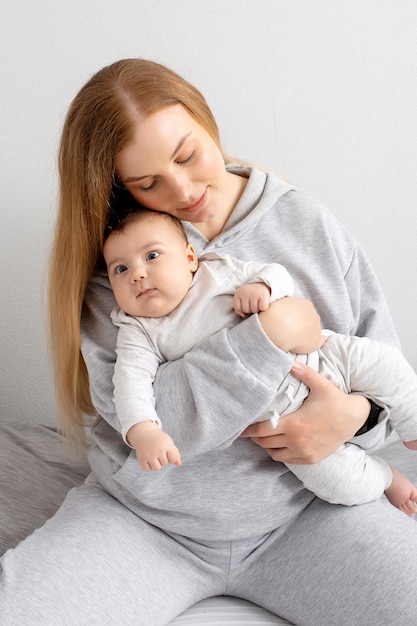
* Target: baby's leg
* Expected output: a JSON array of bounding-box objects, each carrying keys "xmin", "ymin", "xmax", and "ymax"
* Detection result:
[
  {"xmin": 384, "ymin": 465, "xmax": 417, "ymax": 515},
  {"xmin": 321, "ymin": 334, "xmax": 417, "ymax": 445}
]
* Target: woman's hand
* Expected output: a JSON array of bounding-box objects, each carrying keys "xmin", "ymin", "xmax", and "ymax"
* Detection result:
[{"xmin": 241, "ymin": 361, "xmax": 370, "ymax": 464}]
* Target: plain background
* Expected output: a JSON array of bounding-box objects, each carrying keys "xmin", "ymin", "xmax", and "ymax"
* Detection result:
[{"xmin": 1, "ymin": 0, "xmax": 416, "ymax": 426}]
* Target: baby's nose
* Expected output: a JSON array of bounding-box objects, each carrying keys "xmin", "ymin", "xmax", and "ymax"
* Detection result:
[{"xmin": 131, "ymin": 265, "xmax": 147, "ymax": 281}]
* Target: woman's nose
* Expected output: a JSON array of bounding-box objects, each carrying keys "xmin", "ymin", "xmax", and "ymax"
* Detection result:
[{"xmin": 171, "ymin": 172, "xmax": 192, "ymax": 201}]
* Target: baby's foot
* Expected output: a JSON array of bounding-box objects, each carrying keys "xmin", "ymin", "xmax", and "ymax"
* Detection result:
[{"xmin": 384, "ymin": 466, "xmax": 417, "ymax": 515}]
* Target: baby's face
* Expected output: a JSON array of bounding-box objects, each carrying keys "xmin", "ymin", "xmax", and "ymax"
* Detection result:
[{"xmin": 103, "ymin": 214, "xmax": 198, "ymax": 317}]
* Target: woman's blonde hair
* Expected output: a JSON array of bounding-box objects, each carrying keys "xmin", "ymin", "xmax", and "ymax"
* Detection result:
[{"xmin": 48, "ymin": 58, "xmax": 228, "ymax": 442}]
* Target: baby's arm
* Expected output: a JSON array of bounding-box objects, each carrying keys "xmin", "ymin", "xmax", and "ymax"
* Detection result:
[
  {"xmin": 112, "ymin": 312, "xmax": 182, "ymax": 470},
  {"xmin": 112, "ymin": 310, "xmax": 171, "ymax": 447},
  {"xmin": 127, "ymin": 422, "xmax": 181, "ymax": 472}
]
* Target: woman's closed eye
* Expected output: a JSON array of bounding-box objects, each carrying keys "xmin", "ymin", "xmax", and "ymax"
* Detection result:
[
  {"xmin": 138, "ymin": 150, "xmax": 197, "ymax": 192},
  {"xmin": 175, "ymin": 149, "xmax": 196, "ymax": 165},
  {"xmin": 141, "ymin": 177, "xmax": 159, "ymax": 192}
]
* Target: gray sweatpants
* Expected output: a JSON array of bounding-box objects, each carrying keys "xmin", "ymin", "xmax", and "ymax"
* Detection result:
[{"xmin": 1, "ymin": 472, "xmax": 417, "ymax": 626}]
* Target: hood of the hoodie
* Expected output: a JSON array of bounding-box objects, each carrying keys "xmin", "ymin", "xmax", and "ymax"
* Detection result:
[{"xmin": 183, "ymin": 166, "xmax": 296, "ymax": 253}]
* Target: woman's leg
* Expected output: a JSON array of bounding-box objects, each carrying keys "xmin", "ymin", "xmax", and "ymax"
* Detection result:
[
  {"xmin": 0, "ymin": 477, "xmax": 225, "ymax": 626},
  {"xmin": 228, "ymin": 496, "xmax": 417, "ymax": 626}
]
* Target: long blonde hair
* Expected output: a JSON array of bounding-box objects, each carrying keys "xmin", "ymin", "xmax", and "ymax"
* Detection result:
[{"xmin": 48, "ymin": 58, "xmax": 228, "ymax": 442}]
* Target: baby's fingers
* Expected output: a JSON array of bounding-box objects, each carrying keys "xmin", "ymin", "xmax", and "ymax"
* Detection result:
[
  {"xmin": 167, "ymin": 447, "xmax": 182, "ymax": 467},
  {"xmin": 138, "ymin": 450, "xmax": 176, "ymax": 471},
  {"xmin": 140, "ymin": 456, "xmax": 162, "ymax": 472},
  {"xmin": 257, "ymin": 293, "xmax": 270, "ymax": 312},
  {"xmin": 232, "ymin": 294, "xmax": 246, "ymax": 318}
]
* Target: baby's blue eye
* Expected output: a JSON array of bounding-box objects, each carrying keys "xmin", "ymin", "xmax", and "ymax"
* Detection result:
[
  {"xmin": 146, "ymin": 251, "xmax": 160, "ymax": 261},
  {"xmin": 115, "ymin": 265, "xmax": 128, "ymax": 274}
]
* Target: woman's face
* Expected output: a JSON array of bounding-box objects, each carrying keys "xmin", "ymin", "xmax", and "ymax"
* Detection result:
[{"xmin": 115, "ymin": 105, "xmax": 234, "ymax": 227}]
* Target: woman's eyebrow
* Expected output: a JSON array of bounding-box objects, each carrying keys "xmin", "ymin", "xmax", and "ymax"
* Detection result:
[
  {"xmin": 124, "ymin": 173, "xmax": 151, "ymax": 183},
  {"xmin": 123, "ymin": 132, "xmax": 193, "ymax": 184},
  {"xmin": 170, "ymin": 131, "xmax": 192, "ymax": 159}
]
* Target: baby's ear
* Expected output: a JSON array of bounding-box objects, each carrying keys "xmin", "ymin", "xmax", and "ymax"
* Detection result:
[{"xmin": 187, "ymin": 244, "xmax": 199, "ymax": 272}]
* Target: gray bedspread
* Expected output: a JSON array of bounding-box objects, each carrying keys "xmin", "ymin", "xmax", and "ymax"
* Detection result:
[{"xmin": 0, "ymin": 420, "xmax": 89, "ymax": 555}]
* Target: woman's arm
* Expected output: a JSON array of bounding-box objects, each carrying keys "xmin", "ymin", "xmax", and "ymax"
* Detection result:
[
  {"xmin": 242, "ymin": 237, "xmax": 400, "ymax": 463},
  {"xmin": 153, "ymin": 312, "xmax": 294, "ymax": 456}
]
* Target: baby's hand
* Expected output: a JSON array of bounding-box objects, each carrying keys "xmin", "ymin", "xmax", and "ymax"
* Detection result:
[
  {"xmin": 233, "ymin": 283, "xmax": 271, "ymax": 318},
  {"xmin": 127, "ymin": 422, "xmax": 182, "ymax": 471}
]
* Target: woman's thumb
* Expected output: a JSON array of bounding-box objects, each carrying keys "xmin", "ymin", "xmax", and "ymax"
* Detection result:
[{"xmin": 290, "ymin": 361, "xmax": 325, "ymax": 391}]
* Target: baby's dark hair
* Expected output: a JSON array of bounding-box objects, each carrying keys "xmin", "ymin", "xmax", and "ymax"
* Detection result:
[{"xmin": 104, "ymin": 189, "xmax": 188, "ymax": 246}]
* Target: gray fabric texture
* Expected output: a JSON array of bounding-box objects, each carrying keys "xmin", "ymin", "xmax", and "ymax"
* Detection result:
[{"xmin": 0, "ymin": 420, "xmax": 89, "ymax": 555}]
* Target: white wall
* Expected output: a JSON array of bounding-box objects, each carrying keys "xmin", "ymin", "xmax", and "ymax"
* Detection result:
[{"xmin": 1, "ymin": 0, "xmax": 416, "ymax": 425}]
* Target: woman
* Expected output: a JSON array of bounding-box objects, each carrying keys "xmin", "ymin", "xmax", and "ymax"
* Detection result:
[{"xmin": 1, "ymin": 58, "xmax": 416, "ymax": 625}]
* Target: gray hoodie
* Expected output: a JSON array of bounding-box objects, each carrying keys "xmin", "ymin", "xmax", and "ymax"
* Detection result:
[{"xmin": 81, "ymin": 167, "xmax": 399, "ymax": 541}]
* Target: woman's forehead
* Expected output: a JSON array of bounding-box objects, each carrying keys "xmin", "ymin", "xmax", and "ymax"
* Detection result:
[{"xmin": 115, "ymin": 105, "xmax": 198, "ymax": 174}]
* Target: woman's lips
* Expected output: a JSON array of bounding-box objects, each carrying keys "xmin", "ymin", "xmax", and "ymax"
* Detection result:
[{"xmin": 181, "ymin": 188, "xmax": 207, "ymax": 213}]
